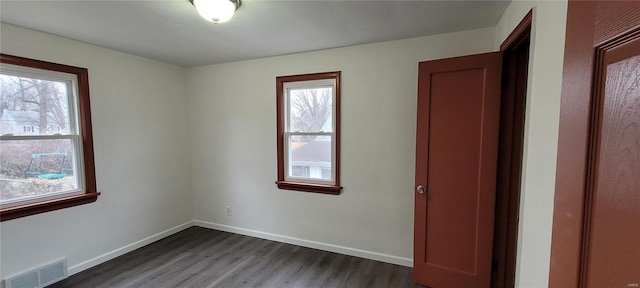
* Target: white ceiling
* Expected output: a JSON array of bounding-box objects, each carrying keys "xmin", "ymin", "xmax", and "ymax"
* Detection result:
[{"xmin": 0, "ymin": 0, "xmax": 510, "ymax": 67}]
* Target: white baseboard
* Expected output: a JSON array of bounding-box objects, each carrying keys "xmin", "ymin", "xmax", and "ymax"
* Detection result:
[
  {"xmin": 67, "ymin": 221, "xmax": 193, "ymax": 276},
  {"xmin": 193, "ymin": 220, "xmax": 413, "ymax": 267}
]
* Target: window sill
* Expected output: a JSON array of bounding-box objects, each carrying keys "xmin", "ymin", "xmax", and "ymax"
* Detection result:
[
  {"xmin": 275, "ymin": 181, "xmax": 342, "ymax": 195},
  {"xmin": 0, "ymin": 192, "xmax": 100, "ymax": 222}
]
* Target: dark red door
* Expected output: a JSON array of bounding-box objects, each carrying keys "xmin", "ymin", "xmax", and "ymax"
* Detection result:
[
  {"xmin": 414, "ymin": 52, "xmax": 502, "ymax": 288},
  {"xmin": 550, "ymin": 1, "xmax": 640, "ymax": 287},
  {"xmin": 586, "ymin": 33, "xmax": 640, "ymax": 287}
]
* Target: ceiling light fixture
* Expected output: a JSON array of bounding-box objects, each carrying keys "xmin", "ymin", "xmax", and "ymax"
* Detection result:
[{"xmin": 190, "ymin": 0, "xmax": 241, "ymax": 24}]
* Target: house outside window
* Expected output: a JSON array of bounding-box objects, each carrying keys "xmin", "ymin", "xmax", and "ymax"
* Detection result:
[
  {"xmin": 0, "ymin": 54, "xmax": 99, "ymax": 221},
  {"xmin": 321, "ymin": 168, "xmax": 331, "ymax": 180},
  {"xmin": 291, "ymin": 165, "xmax": 311, "ymax": 178},
  {"xmin": 275, "ymin": 71, "xmax": 342, "ymax": 194}
]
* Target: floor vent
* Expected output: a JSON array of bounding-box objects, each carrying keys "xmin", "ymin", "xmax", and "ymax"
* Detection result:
[{"xmin": 4, "ymin": 259, "xmax": 67, "ymax": 288}]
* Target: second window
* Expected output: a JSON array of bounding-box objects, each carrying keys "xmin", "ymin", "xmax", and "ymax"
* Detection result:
[{"xmin": 276, "ymin": 71, "xmax": 342, "ymax": 194}]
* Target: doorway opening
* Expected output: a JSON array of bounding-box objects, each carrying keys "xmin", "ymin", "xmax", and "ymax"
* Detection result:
[{"xmin": 491, "ymin": 10, "xmax": 531, "ymax": 288}]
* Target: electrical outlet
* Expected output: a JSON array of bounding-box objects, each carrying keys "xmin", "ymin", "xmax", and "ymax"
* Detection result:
[{"xmin": 226, "ymin": 206, "xmax": 232, "ymax": 216}]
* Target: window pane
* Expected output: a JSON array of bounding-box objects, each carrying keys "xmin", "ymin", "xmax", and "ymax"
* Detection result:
[
  {"xmin": 0, "ymin": 74, "xmax": 72, "ymax": 136},
  {"xmin": 288, "ymin": 135, "xmax": 332, "ymax": 181},
  {"xmin": 288, "ymin": 87, "xmax": 333, "ymax": 132},
  {"xmin": 0, "ymin": 139, "xmax": 78, "ymax": 203}
]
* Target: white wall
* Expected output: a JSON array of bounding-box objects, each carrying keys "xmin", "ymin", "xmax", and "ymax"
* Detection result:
[
  {"xmin": 494, "ymin": 1, "xmax": 567, "ymax": 287},
  {"xmin": 0, "ymin": 24, "xmax": 193, "ymax": 279},
  {"xmin": 187, "ymin": 28, "xmax": 495, "ymax": 264}
]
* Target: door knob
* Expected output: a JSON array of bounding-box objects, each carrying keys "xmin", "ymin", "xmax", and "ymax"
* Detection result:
[{"xmin": 416, "ymin": 185, "xmax": 426, "ymax": 194}]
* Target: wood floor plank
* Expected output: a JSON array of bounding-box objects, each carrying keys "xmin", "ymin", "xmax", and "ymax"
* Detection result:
[{"xmin": 49, "ymin": 227, "xmax": 423, "ymax": 288}]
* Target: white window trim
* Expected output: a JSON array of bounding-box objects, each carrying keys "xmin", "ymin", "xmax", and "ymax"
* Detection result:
[
  {"xmin": 0, "ymin": 63, "xmax": 86, "ymax": 209},
  {"xmin": 282, "ymin": 79, "xmax": 337, "ymax": 184}
]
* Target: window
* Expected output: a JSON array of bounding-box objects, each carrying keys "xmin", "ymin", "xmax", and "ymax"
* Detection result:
[
  {"xmin": 275, "ymin": 71, "xmax": 342, "ymax": 194},
  {"xmin": 0, "ymin": 54, "xmax": 99, "ymax": 221}
]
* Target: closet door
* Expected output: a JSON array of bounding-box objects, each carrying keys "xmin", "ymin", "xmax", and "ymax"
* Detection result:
[{"xmin": 414, "ymin": 52, "xmax": 502, "ymax": 288}]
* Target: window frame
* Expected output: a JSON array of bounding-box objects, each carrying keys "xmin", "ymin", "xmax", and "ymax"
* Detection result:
[
  {"xmin": 0, "ymin": 54, "xmax": 99, "ymax": 221},
  {"xmin": 275, "ymin": 71, "xmax": 342, "ymax": 194}
]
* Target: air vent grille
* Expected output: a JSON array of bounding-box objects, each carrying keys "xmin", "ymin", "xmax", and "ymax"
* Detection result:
[
  {"xmin": 39, "ymin": 261, "xmax": 66, "ymax": 286},
  {"xmin": 4, "ymin": 259, "xmax": 67, "ymax": 288},
  {"xmin": 6, "ymin": 271, "xmax": 38, "ymax": 288}
]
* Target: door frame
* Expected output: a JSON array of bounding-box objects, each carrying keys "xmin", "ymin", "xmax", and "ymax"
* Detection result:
[{"xmin": 492, "ymin": 10, "xmax": 531, "ymax": 288}]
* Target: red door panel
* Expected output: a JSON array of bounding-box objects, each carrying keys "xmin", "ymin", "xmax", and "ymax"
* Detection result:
[
  {"xmin": 414, "ymin": 52, "xmax": 502, "ymax": 288},
  {"xmin": 586, "ymin": 31, "xmax": 640, "ymax": 288}
]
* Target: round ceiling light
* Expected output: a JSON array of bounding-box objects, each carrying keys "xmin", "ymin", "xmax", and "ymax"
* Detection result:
[{"xmin": 191, "ymin": 0, "xmax": 240, "ymax": 24}]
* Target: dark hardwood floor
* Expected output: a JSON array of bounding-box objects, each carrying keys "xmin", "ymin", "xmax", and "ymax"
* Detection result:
[{"xmin": 50, "ymin": 227, "xmax": 423, "ymax": 288}]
